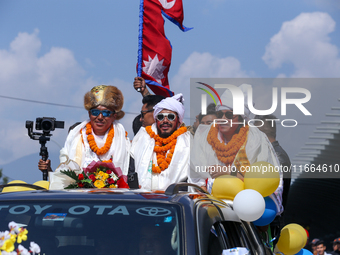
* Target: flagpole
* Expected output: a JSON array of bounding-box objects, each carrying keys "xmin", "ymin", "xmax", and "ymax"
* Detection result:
[{"xmin": 137, "ymin": 0, "xmax": 144, "ymax": 77}]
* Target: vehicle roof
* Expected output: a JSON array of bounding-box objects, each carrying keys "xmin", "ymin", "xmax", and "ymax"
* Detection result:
[
  {"xmin": 0, "ymin": 188, "xmax": 216, "ymax": 204},
  {"xmin": 0, "ymin": 183, "xmax": 239, "ymax": 223}
]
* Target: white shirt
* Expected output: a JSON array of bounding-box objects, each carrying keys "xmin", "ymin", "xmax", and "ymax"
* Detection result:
[{"xmin": 130, "ymin": 124, "xmax": 191, "ymax": 191}]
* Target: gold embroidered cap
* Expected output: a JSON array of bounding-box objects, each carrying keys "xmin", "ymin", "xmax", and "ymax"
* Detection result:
[{"xmin": 84, "ymin": 85, "xmax": 125, "ymax": 120}]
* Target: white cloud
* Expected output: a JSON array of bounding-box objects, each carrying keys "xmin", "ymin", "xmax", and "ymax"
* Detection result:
[
  {"xmin": 37, "ymin": 47, "xmax": 84, "ymax": 85},
  {"xmin": 170, "ymin": 51, "xmax": 249, "ymax": 124},
  {"xmin": 0, "ymin": 30, "xmax": 142, "ymax": 165},
  {"xmin": 0, "ymin": 29, "xmax": 85, "ymax": 100},
  {"xmin": 0, "ymin": 30, "xmax": 89, "ymax": 165},
  {"xmin": 263, "ymin": 12, "xmax": 340, "ymax": 77},
  {"xmin": 10, "ymin": 29, "xmax": 41, "ymax": 55},
  {"xmin": 171, "ymin": 51, "xmax": 248, "ymax": 94},
  {"xmin": 0, "ymin": 29, "xmax": 40, "ymax": 81}
]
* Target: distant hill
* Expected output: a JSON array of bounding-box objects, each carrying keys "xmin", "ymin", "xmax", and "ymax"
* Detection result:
[{"xmin": 0, "ymin": 153, "xmax": 60, "ymax": 184}]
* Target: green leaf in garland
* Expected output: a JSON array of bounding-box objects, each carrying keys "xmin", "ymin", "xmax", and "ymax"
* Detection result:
[{"xmin": 60, "ymin": 170, "xmax": 79, "ymax": 181}]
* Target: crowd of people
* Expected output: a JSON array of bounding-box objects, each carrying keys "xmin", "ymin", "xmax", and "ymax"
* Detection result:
[
  {"xmin": 35, "ymin": 77, "xmax": 310, "ymax": 253},
  {"xmin": 309, "ymin": 238, "xmax": 340, "ymax": 255},
  {"xmin": 38, "ymin": 77, "xmax": 287, "ymax": 220},
  {"xmin": 35, "ymin": 78, "xmax": 339, "ymax": 254}
]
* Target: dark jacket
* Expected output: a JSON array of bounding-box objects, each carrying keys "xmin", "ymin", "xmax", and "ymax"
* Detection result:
[{"xmin": 271, "ymin": 140, "xmax": 291, "ymax": 209}]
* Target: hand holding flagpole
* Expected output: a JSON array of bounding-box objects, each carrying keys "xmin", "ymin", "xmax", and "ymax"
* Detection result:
[
  {"xmin": 134, "ymin": 77, "xmax": 144, "ymax": 93},
  {"xmin": 134, "ymin": 77, "xmax": 151, "ymax": 97}
]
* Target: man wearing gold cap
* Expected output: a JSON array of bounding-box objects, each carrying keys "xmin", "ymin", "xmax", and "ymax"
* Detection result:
[{"xmin": 38, "ymin": 85, "xmax": 130, "ymax": 187}]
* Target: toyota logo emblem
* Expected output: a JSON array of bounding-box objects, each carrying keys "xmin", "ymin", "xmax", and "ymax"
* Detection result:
[{"xmin": 136, "ymin": 207, "xmax": 171, "ymax": 217}]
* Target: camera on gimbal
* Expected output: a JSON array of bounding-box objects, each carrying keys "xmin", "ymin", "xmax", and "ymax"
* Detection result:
[
  {"xmin": 26, "ymin": 117, "xmax": 64, "ymax": 180},
  {"xmin": 35, "ymin": 117, "xmax": 64, "ymax": 133}
]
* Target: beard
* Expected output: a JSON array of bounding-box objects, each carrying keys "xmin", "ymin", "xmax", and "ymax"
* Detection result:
[{"xmin": 157, "ymin": 122, "xmax": 174, "ymax": 138}]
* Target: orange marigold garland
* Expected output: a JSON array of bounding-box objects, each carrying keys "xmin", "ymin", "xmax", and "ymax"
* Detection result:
[
  {"xmin": 102, "ymin": 157, "xmax": 113, "ymax": 163},
  {"xmin": 146, "ymin": 126, "xmax": 187, "ymax": 174},
  {"xmin": 207, "ymin": 125, "xmax": 249, "ymax": 166},
  {"xmin": 86, "ymin": 122, "xmax": 114, "ymax": 156}
]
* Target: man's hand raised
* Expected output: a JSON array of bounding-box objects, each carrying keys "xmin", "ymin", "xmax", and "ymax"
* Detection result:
[{"xmin": 133, "ymin": 77, "xmax": 150, "ymax": 97}]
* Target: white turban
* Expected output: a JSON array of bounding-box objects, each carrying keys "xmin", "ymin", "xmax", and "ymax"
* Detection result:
[
  {"xmin": 216, "ymin": 84, "xmax": 252, "ymax": 121},
  {"xmin": 153, "ymin": 93, "xmax": 185, "ymax": 123}
]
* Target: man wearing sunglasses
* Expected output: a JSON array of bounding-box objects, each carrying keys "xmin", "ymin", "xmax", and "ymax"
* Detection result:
[
  {"xmin": 132, "ymin": 95, "xmax": 165, "ymax": 136},
  {"xmin": 140, "ymin": 95, "xmax": 165, "ymax": 128},
  {"xmin": 38, "ymin": 85, "xmax": 130, "ymax": 187},
  {"xmin": 191, "ymin": 84, "xmax": 283, "ymax": 212},
  {"xmin": 130, "ymin": 93, "xmax": 192, "ymax": 190}
]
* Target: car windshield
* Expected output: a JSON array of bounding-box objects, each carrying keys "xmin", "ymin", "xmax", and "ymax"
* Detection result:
[{"xmin": 0, "ymin": 200, "xmax": 181, "ymax": 255}]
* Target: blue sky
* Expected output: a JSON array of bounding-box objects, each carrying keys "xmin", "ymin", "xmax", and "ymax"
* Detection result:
[{"xmin": 0, "ymin": 0, "xmax": 339, "ymax": 182}]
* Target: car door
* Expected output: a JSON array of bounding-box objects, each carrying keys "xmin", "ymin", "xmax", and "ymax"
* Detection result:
[
  {"xmin": 195, "ymin": 200, "xmax": 271, "ymax": 255},
  {"xmin": 216, "ymin": 201, "xmax": 272, "ymax": 255},
  {"xmin": 195, "ymin": 200, "xmax": 226, "ymax": 255}
]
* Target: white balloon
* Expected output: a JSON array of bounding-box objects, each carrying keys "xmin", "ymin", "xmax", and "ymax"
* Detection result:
[{"xmin": 233, "ymin": 189, "xmax": 265, "ymax": 222}]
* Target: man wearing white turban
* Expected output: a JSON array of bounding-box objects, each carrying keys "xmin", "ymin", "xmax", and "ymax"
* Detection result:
[
  {"xmin": 130, "ymin": 93, "xmax": 191, "ymax": 190},
  {"xmin": 191, "ymin": 84, "xmax": 283, "ymax": 215}
]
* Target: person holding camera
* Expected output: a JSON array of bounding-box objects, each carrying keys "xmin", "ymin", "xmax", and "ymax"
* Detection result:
[{"xmin": 38, "ymin": 85, "xmax": 130, "ymax": 182}]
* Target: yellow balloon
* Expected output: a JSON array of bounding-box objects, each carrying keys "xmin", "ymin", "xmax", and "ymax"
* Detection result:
[
  {"xmin": 283, "ymin": 223, "xmax": 307, "ymax": 247},
  {"xmin": 2, "ymin": 180, "xmax": 34, "ymax": 193},
  {"xmin": 277, "ymin": 227, "xmax": 305, "ymax": 255},
  {"xmin": 211, "ymin": 175, "xmax": 245, "ymax": 200},
  {"xmin": 244, "ymin": 161, "xmax": 280, "ymax": 197},
  {"xmin": 33, "ymin": 180, "xmax": 50, "ymax": 190}
]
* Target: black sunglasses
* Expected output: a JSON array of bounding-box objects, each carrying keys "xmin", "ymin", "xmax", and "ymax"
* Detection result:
[
  {"xmin": 90, "ymin": 109, "xmax": 114, "ymax": 117},
  {"xmin": 216, "ymin": 111, "xmax": 235, "ymax": 119},
  {"xmin": 156, "ymin": 113, "xmax": 177, "ymax": 121},
  {"xmin": 140, "ymin": 109, "xmax": 154, "ymax": 118}
]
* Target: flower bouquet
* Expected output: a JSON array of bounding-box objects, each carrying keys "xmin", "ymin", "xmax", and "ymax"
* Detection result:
[
  {"xmin": 0, "ymin": 221, "xmax": 40, "ymax": 255},
  {"xmin": 60, "ymin": 161, "xmax": 129, "ymax": 189}
]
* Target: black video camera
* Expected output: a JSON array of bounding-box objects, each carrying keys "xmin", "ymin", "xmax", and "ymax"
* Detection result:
[{"xmin": 35, "ymin": 117, "xmax": 64, "ymax": 133}]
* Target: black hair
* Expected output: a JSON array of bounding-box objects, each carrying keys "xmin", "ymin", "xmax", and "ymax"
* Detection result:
[
  {"xmin": 142, "ymin": 95, "xmax": 166, "ymax": 109},
  {"xmin": 197, "ymin": 103, "xmax": 217, "ymax": 123},
  {"xmin": 207, "ymin": 103, "xmax": 216, "ymax": 112},
  {"xmin": 198, "ymin": 111, "xmax": 217, "ymax": 123},
  {"xmin": 132, "ymin": 114, "xmax": 143, "ymax": 136},
  {"xmin": 315, "ymin": 240, "xmax": 326, "ymax": 247}
]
